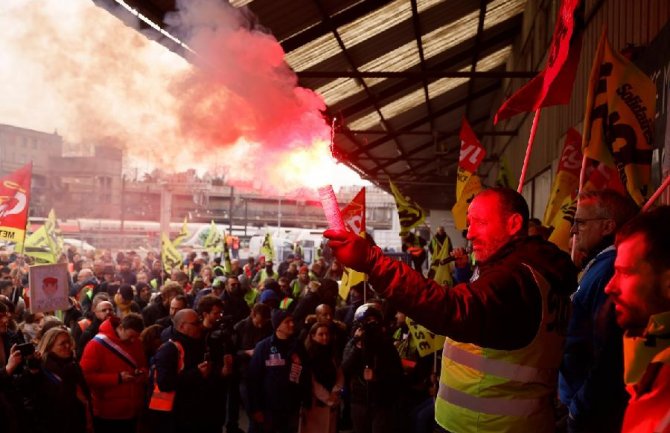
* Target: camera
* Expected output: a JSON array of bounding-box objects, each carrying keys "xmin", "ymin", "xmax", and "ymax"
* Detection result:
[{"xmin": 16, "ymin": 342, "xmax": 35, "ymax": 357}]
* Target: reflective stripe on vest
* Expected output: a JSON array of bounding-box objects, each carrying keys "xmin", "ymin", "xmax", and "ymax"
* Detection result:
[
  {"xmin": 149, "ymin": 340, "xmax": 184, "ymax": 412},
  {"xmin": 443, "ymin": 343, "xmax": 555, "ymax": 386},
  {"xmin": 438, "ymin": 384, "xmax": 547, "ymax": 417},
  {"xmin": 279, "ymin": 297, "xmax": 293, "ymax": 310},
  {"xmin": 435, "ymin": 263, "xmax": 563, "ymax": 433}
]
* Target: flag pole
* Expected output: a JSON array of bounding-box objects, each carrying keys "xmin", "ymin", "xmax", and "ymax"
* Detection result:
[
  {"xmin": 570, "ymin": 153, "xmax": 589, "ymax": 262},
  {"xmin": 517, "ymin": 109, "xmax": 542, "ymax": 193},
  {"xmin": 642, "ymin": 173, "xmax": 670, "ymax": 212}
]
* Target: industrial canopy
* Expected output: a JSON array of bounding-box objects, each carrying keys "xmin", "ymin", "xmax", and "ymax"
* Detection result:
[{"xmin": 94, "ymin": 0, "xmax": 532, "ymax": 210}]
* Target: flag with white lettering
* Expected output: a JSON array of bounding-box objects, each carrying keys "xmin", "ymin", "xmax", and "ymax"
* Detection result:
[
  {"xmin": 543, "ymin": 128, "xmax": 583, "ymax": 226},
  {"xmin": 0, "ymin": 162, "xmax": 32, "ymax": 246},
  {"xmin": 456, "ymin": 117, "xmax": 486, "ymax": 199}
]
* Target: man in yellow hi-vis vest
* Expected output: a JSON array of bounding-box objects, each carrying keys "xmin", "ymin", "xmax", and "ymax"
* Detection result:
[{"xmin": 325, "ymin": 188, "xmax": 578, "ymax": 433}]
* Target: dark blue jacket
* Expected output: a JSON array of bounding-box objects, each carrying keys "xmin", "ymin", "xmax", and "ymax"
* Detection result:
[
  {"xmin": 559, "ymin": 246, "xmax": 628, "ymax": 431},
  {"xmin": 247, "ymin": 334, "xmax": 310, "ymax": 417}
]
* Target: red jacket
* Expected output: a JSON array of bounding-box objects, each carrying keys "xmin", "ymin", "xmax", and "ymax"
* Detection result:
[{"xmin": 80, "ymin": 317, "xmax": 148, "ymax": 420}]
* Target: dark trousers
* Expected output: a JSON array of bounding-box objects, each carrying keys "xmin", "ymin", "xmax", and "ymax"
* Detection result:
[{"xmin": 351, "ymin": 403, "xmax": 397, "ymax": 433}]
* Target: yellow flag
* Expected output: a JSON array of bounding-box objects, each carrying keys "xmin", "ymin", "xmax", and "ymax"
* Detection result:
[
  {"xmin": 161, "ymin": 233, "xmax": 182, "ymax": 272},
  {"xmin": 204, "ymin": 221, "xmax": 223, "ymax": 254},
  {"xmin": 429, "ymin": 235, "xmax": 453, "ymax": 287},
  {"xmin": 23, "ymin": 225, "xmax": 57, "ymax": 264},
  {"xmin": 582, "ymin": 31, "xmax": 655, "ymax": 206},
  {"xmin": 389, "ymin": 181, "xmax": 426, "ymax": 236},
  {"xmin": 45, "ymin": 209, "xmax": 63, "ymax": 259},
  {"xmin": 547, "ymin": 194, "xmax": 577, "ymax": 252},
  {"xmin": 173, "ymin": 217, "xmax": 189, "ymax": 247},
  {"xmin": 406, "ymin": 317, "xmax": 445, "ymax": 357},
  {"xmin": 223, "ymin": 232, "xmax": 233, "ymax": 275},
  {"xmin": 260, "ymin": 233, "xmax": 274, "ymax": 261},
  {"xmin": 451, "ymin": 175, "xmax": 482, "ymax": 231},
  {"xmin": 543, "ymin": 128, "xmax": 583, "ymax": 226},
  {"xmin": 495, "ymin": 156, "xmax": 516, "ymax": 190}
]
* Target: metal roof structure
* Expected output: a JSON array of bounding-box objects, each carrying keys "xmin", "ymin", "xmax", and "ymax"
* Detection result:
[{"xmin": 94, "ymin": 0, "xmax": 534, "ymax": 210}]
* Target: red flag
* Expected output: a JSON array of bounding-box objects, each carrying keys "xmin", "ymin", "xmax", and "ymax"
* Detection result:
[
  {"xmin": 0, "ymin": 162, "xmax": 32, "ymax": 244},
  {"xmin": 494, "ymin": 0, "xmax": 584, "ymax": 123},
  {"xmin": 458, "ymin": 118, "xmax": 486, "ymax": 173},
  {"xmin": 456, "ymin": 118, "xmax": 486, "ymax": 200},
  {"xmin": 340, "ymin": 187, "xmax": 365, "ymax": 234}
]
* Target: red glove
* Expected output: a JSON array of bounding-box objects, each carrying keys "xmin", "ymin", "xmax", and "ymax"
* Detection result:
[{"xmin": 323, "ymin": 229, "xmax": 372, "ymax": 272}]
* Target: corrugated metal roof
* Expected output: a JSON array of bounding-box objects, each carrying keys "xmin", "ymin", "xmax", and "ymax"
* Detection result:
[{"xmin": 93, "ymin": 0, "xmax": 531, "ymax": 210}]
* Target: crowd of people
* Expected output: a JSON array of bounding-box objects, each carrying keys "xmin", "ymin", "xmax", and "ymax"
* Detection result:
[{"xmin": 0, "ymin": 187, "xmax": 668, "ymax": 433}]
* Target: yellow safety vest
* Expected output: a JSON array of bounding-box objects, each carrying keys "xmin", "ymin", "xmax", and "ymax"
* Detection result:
[
  {"xmin": 435, "ymin": 264, "xmax": 563, "ymax": 433},
  {"xmin": 279, "ymin": 297, "xmax": 294, "ymax": 310}
]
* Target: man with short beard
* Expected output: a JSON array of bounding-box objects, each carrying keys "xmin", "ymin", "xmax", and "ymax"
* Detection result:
[
  {"xmin": 326, "ymin": 188, "xmax": 577, "ymax": 433},
  {"xmin": 77, "ymin": 300, "xmax": 115, "ymax": 359},
  {"xmin": 222, "ymin": 276, "xmax": 250, "ymax": 326},
  {"xmin": 604, "ymin": 206, "xmax": 670, "ymax": 432},
  {"xmin": 142, "ymin": 282, "xmax": 183, "ymax": 327}
]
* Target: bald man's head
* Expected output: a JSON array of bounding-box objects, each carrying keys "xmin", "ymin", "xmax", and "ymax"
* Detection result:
[{"xmin": 174, "ymin": 309, "xmax": 202, "ymax": 339}]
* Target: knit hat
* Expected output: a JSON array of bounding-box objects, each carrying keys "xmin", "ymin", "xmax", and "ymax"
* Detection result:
[
  {"xmin": 271, "ymin": 308, "xmax": 291, "ymax": 330},
  {"xmin": 299, "ymin": 265, "xmax": 309, "ymax": 274},
  {"xmin": 118, "ymin": 284, "xmax": 134, "ymax": 302},
  {"xmin": 259, "ymin": 289, "xmax": 279, "ymax": 305}
]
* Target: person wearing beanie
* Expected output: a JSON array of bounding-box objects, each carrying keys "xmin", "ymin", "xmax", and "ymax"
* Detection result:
[
  {"xmin": 113, "ymin": 285, "xmax": 141, "ymax": 319},
  {"xmin": 290, "ymin": 265, "xmax": 311, "ymax": 299},
  {"xmin": 259, "ymin": 289, "xmax": 280, "ymax": 310},
  {"xmin": 248, "ymin": 309, "xmax": 310, "ymax": 433}
]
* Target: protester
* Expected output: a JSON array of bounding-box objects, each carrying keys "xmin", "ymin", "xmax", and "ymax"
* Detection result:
[
  {"xmin": 342, "ymin": 303, "xmax": 405, "ymax": 433},
  {"xmin": 80, "ymin": 313, "xmax": 147, "ymax": 433},
  {"xmin": 19, "ymin": 327, "xmax": 92, "ymax": 433},
  {"xmin": 248, "ymin": 309, "xmax": 310, "ymax": 433},
  {"xmin": 604, "ymin": 206, "xmax": 670, "ymax": 432},
  {"xmin": 300, "ymin": 322, "xmax": 344, "ymax": 433},
  {"xmin": 149, "ymin": 309, "xmax": 212, "ymax": 433},
  {"xmin": 559, "ymin": 190, "xmax": 637, "ymax": 432},
  {"xmin": 325, "ymin": 187, "xmax": 578, "ymax": 433},
  {"xmin": 76, "ymin": 299, "xmax": 115, "ymax": 359}
]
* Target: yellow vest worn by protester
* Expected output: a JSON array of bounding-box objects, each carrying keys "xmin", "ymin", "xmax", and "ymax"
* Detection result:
[
  {"xmin": 435, "ymin": 264, "xmax": 563, "ymax": 433},
  {"xmin": 430, "ymin": 236, "xmax": 453, "ymax": 287}
]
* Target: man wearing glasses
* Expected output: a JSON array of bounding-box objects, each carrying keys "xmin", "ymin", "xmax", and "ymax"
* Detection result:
[
  {"xmin": 77, "ymin": 299, "xmax": 115, "ymax": 359},
  {"xmin": 559, "ymin": 190, "xmax": 638, "ymax": 433},
  {"xmin": 151, "ymin": 308, "xmax": 214, "ymax": 433}
]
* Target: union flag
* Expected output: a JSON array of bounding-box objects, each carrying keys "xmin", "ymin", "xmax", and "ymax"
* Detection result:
[{"xmin": 0, "ymin": 162, "xmax": 32, "ymax": 246}]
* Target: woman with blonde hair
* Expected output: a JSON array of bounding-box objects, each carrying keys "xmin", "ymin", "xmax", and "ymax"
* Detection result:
[{"xmin": 20, "ymin": 327, "xmax": 92, "ymax": 433}]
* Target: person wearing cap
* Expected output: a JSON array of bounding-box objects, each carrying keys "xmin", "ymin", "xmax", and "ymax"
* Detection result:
[
  {"xmin": 248, "ymin": 309, "xmax": 310, "ymax": 433},
  {"xmin": 290, "ymin": 265, "xmax": 312, "ymax": 299},
  {"xmin": 342, "ymin": 303, "xmax": 405, "ymax": 433},
  {"xmin": 259, "ymin": 286, "xmax": 280, "ymax": 310},
  {"xmin": 113, "ymin": 285, "xmax": 141, "ymax": 319},
  {"xmin": 252, "ymin": 259, "xmax": 278, "ymax": 289},
  {"xmin": 193, "ymin": 276, "xmax": 226, "ymax": 310}
]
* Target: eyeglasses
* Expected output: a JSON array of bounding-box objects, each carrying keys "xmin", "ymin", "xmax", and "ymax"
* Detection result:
[{"xmin": 572, "ymin": 217, "xmax": 609, "ymax": 229}]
